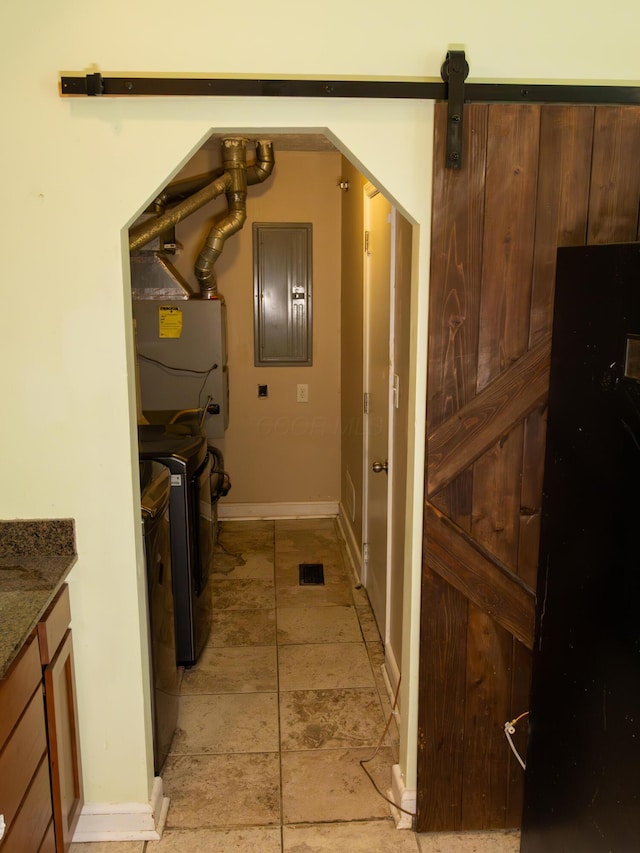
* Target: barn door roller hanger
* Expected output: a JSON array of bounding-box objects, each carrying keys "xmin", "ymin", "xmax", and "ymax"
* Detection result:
[
  {"xmin": 440, "ymin": 50, "xmax": 469, "ymax": 170},
  {"xmin": 59, "ymin": 51, "xmax": 640, "ymax": 171}
]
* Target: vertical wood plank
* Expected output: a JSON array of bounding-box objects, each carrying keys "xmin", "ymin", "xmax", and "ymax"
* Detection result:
[
  {"xmin": 476, "ymin": 105, "xmax": 541, "ymax": 393},
  {"xmin": 518, "ymin": 407, "xmax": 547, "ymax": 590},
  {"xmin": 506, "ymin": 641, "xmax": 532, "ymax": 827},
  {"xmin": 416, "ymin": 563, "xmax": 468, "ymax": 832},
  {"xmin": 529, "ymin": 106, "xmax": 594, "ymax": 347},
  {"xmin": 461, "ymin": 604, "xmax": 513, "ymax": 828},
  {"xmin": 428, "ymin": 103, "xmax": 488, "ymax": 431},
  {"xmin": 587, "ymin": 106, "xmax": 640, "ymax": 244},
  {"xmin": 468, "ymin": 104, "xmax": 540, "ymax": 829},
  {"xmin": 427, "ymin": 103, "xmax": 488, "ymax": 529},
  {"xmin": 521, "ymin": 106, "xmax": 593, "ymax": 589},
  {"xmin": 472, "ymin": 426, "xmax": 525, "ymax": 566}
]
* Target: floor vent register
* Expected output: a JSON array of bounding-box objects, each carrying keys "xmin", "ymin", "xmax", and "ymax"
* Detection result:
[{"xmin": 298, "ymin": 563, "xmax": 325, "ymax": 585}]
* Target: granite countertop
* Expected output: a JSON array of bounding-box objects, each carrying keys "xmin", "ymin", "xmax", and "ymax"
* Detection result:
[{"xmin": 0, "ymin": 519, "xmax": 77, "ymax": 679}]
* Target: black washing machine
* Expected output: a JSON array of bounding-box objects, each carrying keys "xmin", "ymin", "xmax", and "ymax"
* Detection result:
[
  {"xmin": 138, "ymin": 424, "xmax": 213, "ymax": 667},
  {"xmin": 140, "ymin": 460, "xmax": 179, "ymax": 772}
]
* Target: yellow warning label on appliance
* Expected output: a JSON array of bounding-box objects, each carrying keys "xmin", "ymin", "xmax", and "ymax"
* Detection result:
[{"xmin": 158, "ymin": 306, "xmax": 182, "ymax": 338}]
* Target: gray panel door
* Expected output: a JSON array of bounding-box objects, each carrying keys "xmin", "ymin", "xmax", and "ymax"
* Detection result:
[{"xmin": 253, "ymin": 223, "xmax": 312, "ymax": 366}]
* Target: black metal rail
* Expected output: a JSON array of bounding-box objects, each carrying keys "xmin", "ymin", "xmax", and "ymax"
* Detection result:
[
  {"xmin": 60, "ymin": 73, "xmax": 640, "ymax": 105},
  {"xmin": 61, "ymin": 74, "xmax": 445, "ymax": 99},
  {"xmin": 59, "ymin": 54, "xmax": 640, "ymax": 171}
]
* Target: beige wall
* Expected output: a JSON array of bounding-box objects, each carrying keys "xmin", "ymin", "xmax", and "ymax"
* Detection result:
[
  {"xmin": 2, "ymin": 0, "xmax": 637, "ymax": 814},
  {"xmin": 339, "ymin": 157, "xmax": 368, "ymax": 551},
  {"xmin": 166, "ymin": 147, "xmax": 342, "ymax": 507}
]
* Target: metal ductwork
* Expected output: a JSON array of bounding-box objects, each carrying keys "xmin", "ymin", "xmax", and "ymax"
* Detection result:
[{"xmin": 129, "ymin": 138, "xmax": 274, "ymax": 299}]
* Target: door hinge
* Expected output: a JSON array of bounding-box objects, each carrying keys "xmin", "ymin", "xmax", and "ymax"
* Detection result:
[
  {"xmin": 363, "ymin": 542, "xmax": 369, "ymax": 564},
  {"xmin": 364, "ymin": 230, "xmax": 371, "ymax": 255},
  {"xmin": 363, "ymin": 392, "xmax": 370, "ymax": 414}
]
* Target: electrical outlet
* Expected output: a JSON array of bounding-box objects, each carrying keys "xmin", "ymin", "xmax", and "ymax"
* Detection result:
[
  {"xmin": 258, "ymin": 384, "xmax": 268, "ymax": 398},
  {"xmin": 296, "ymin": 383, "xmax": 309, "ymax": 403}
]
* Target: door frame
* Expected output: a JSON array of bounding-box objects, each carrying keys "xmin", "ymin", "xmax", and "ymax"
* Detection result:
[{"xmin": 362, "ymin": 181, "xmax": 396, "ymax": 647}]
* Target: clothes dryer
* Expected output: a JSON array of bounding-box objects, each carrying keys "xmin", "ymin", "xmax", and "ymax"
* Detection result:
[{"xmin": 138, "ymin": 425, "xmax": 213, "ymax": 667}]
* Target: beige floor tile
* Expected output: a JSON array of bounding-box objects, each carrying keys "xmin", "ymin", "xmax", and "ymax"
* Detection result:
[
  {"xmin": 275, "ymin": 554, "xmax": 349, "ymax": 578},
  {"xmin": 367, "ymin": 639, "xmax": 392, "ymax": 698},
  {"xmin": 351, "ymin": 583, "xmax": 373, "ymax": 607},
  {"xmin": 181, "ymin": 645, "xmax": 277, "ymax": 694},
  {"xmin": 279, "ymin": 642, "xmax": 375, "ymax": 691},
  {"xmin": 280, "ymin": 688, "xmax": 388, "ymax": 750},
  {"xmin": 70, "ymin": 844, "xmax": 144, "ymax": 853},
  {"xmin": 171, "ymin": 692, "xmax": 279, "ymax": 754},
  {"xmin": 149, "ymin": 826, "xmax": 282, "ymax": 851},
  {"xmin": 416, "ymin": 831, "xmax": 521, "ymax": 852},
  {"xmin": 275, "ymin": 540, "xmax": 346, "ymax": 566},
  {"xmin": 356, "ymin": 603, "xmax": 382, "ymax": 642},
  {"xmin": 275, "ymin": 518, "xmax": 338, "ymax": 535},
  {"xmin": 277, "ymin": 605, "xmax": 362, "ymax": 645},
  {"xmin": 275, "ymin": 571, "xmax": 354, "ymax": 608},
  {"xmin": 163, "ymin": 753, "xmax": 281, "ymax": 828},
  {"xmin": 219, "ymin": 519, "xmax": 275, "ymax": 546},
  {"xmin": 212, "ymin": 543, "xmax": 274, "ymax": 580},
  {"xmin": 281, "ymin": 746, "xmax": 394, "ymax": 823},
  {"xmin": 283, "ymin": 820, "xmax": 422, "ymax": 851},
  {"xmin": 209, "ymin": 608, "xmax": 277, "ymax": 647},
  {"xmin": 210, "ymin": 578, "xmax": 274, "ymax": 610}
]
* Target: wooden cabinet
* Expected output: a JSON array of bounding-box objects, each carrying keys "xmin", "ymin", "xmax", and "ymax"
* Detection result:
[
  {"xmin": 0, "ymin": 584, "xmax": 83, "ymax": 853},
  {"xmin": 37, "ymin": 585, "xmax": 84, "ymax": 853},
  {"xmin": 0, "ymin": 636, "xmax": 53, "ymax": 851}
]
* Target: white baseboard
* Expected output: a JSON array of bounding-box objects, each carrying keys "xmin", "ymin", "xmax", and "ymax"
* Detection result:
[
  {"xmin": 218, "ymin": 501, "xmax": 339, "ymax": 520},
  {"xmin": 72, "ymin": 777, "xmax": 169, "ymax": 842},
  {"xmin": 389, "ymin": 764, "xmax": 416, "ymax": 830},
  {"xmin": 337, "ymin": 502, "xmax": 362, "ymax": 584},
  {"xmin": 381, "ymin": 645, "xmax": 402, "ymax": 721}
]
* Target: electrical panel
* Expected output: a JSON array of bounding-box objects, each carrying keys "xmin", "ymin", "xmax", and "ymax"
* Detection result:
[{"xmin": 253, "ymin": 222, "xmax": 312, "ymax": 366}]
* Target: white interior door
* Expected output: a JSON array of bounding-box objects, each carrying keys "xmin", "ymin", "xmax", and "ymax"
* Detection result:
[{"xmin": 363, "ymin": 184, "xmax": 392, "ymax": 640}]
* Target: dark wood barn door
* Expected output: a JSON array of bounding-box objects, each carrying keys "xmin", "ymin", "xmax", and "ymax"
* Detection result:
[{"xmin": 417, "ymin": 102, "xmax": 640, "ymax": 833}]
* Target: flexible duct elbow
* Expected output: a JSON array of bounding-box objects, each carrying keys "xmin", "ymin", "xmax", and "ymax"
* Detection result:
[
  {"xmin": 195, "ymin": 196, "xmax": 247, "ymax": 297},
  {"xmin": 128, "ymin": 136, "xmax": 274, "ymax": 297},
  {"xmin": 151, "ymin": 168, "xmax": 226, "ymax": 210},
  {"xmin": 129, "ymin": 174, "xmax": 230, "ymax": 253},
  {"xmin": 245, "ymin": 140, "xmax": 275, "ymax": 185}
]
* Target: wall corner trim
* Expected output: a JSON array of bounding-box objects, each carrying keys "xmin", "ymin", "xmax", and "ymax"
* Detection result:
[
  {"xmin": 390, "ymin": 764, "xmax": 416, "ymax": 830},
  {"xmin": 72, "ymin": 777, "xmax": 169, "ymax": 842},
  {"xmin": 337, "ymin": 504, "xmax": 362, "ymax": 585}
]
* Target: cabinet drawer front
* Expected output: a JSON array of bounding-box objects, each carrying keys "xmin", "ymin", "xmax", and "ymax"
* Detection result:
[
  {"xmin": 0, "ymin": 635, "xmax": 41, "ymax": 748},
  {"xmin": 0, "ymin": 689, "xmax": 47, "ymax": 831},
  {"xmin": 37, "ymin": 585, "xmax": 71, "ymax": 666},
  {"xmin": 0, "ymin": 755, "xmax": 52, "ymax": 853}
]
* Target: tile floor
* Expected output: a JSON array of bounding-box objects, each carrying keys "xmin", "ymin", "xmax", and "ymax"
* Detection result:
[{"xmin": 70, "ymin": 518, "xmax": 520, "ymax": 852}]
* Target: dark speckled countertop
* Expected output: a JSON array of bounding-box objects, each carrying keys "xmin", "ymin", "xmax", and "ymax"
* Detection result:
[{"xmin": 0, "ymin": 519, "xmax": 77, "ymax": 678}]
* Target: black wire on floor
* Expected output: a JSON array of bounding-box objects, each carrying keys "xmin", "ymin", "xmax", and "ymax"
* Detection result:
[{"xmin": 359, "ymin": 675, "xmax": 415, "ymax": 818}]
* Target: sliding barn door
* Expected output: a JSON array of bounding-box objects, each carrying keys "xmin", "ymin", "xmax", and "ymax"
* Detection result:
[{"xmin": 417, "ymin": 102, "xmax": 640, "ymax": 832}]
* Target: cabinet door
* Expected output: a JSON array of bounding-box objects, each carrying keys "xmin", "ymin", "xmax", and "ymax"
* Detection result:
[{"xmin": 43, "ymin": 630, "xmax": 83, "ymax": 853}]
